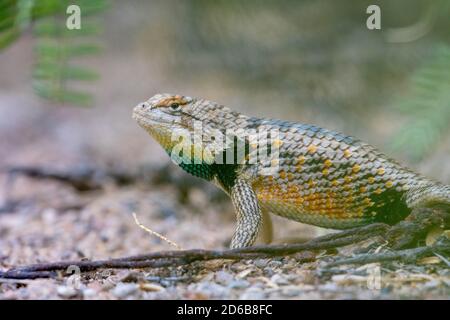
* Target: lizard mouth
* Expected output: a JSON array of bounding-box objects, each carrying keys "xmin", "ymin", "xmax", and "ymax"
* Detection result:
[{"xmin": 132, "ymin": 106, "xmax": 175, "ymax": 128}]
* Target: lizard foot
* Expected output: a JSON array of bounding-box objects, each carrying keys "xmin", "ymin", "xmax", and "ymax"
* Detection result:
[{"xmin": 386, "ymin": 208, "xmax": 450, "ymax": 250}]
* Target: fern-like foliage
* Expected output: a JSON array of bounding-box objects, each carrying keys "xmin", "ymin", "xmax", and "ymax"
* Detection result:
[
  {"xmin": 0, "ymin": 0, "xmax": 31, "ymax": 48},
  {"xmin": 32, "ymin": 0, "xmax": 106, "ymax": 106},
  {"xmin": 0, "ymin": 0, "xmax": 107, "ymax": 106},
  {"xmin": 389, "ymin": 44, "xmax": 450, "ymax": 162}
]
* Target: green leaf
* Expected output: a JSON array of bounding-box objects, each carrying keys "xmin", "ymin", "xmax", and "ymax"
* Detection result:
[
  {"xmin": 34, "ymin": 20, "xmax": 101, "ymax": 37},
  {"xmin": 35, "ymin": 42, "xmax": 101, "ymax": 58},
  {"xmin": 389, "ymin": 44, "xmax": 450, "ymax": 162},
  {"xmin": 16, "ymin": 0, "xmax": 34, "ymax": 31},
  {"xmin": 33, "ymin": 81, "xmax": 93, "ymax": 106},
  {"xmin": 0, "ymin": 28, "xmax": 19, "ymax": 49},
  {"xmin": 62, "ymin": 65, "xmax": 98, "ymax": 80}
]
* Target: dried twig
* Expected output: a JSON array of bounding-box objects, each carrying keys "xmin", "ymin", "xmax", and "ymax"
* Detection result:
[
  {"xmin": 433, "ymin": 252, "xmax": 450, "ymax": 267},
  {"xmin": 4, "ymin": 165, "xmax": 133, "ymax": 191},
  {"xmin": 2, "ymin": 164, "xmax": 223, "ymax": 205},
  {"xmin": 132, "ymin": 212, "xmax": 182, "ymax": 250},
  {"xmin": 0, "ymin": 223, "xmax": 388, "ymax": 279},
  {"xmin": 325, "ymin": 238, "xmax": 450, "ymax": 267},
  {"xmin": 0, "ymin": 270, "xmax": 56, "ymax": 279}
]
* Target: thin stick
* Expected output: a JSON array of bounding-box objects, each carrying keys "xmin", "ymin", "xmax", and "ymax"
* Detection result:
[
  {"xmin": 132, "ymin": 212, "xmax": 181, "ymax": 250},
  {"xmin": 0, "ymin": 223, "xmax": 389, "ymax": 279},
  {"xmin": 325, "ymin": 241, "xmax": 450, "ymax": 267}
]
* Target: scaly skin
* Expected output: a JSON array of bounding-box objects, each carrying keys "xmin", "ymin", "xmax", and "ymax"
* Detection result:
[{"xmin": 132, "ymin": 93, "xmax": 450, "ymax": 248}]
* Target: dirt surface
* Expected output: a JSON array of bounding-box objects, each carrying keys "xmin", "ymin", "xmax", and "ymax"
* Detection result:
[
  {"xmin": 1, "ymin": 1, "xmax": 449, "ymax": 300},
  {"xmin": 1, "ymin": 171, "xmax": 449, "ymax": 300},
  {"xmin": 0, "ymin": 132, "xmax": 449, "ymax": 299}
]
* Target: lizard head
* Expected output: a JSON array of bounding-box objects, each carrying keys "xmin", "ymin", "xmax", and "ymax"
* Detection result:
[
  {"xmin": 133, "ymin": 93, "xmax": 248, "ymax": 164},
  {"xmin": 133, "ymin": 93, "xmax": 194, "ymax": 152},
  {"xmin": 133, "ymin": 93, "xmax": 192, "ymax": 128}
]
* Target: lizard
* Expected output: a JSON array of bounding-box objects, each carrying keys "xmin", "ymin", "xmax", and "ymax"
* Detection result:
[{"xmin": 132, "ymin": 93, "xmax": 450, "ymax": 249}]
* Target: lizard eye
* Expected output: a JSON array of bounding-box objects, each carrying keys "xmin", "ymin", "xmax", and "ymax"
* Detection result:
[{"xmin": 170, "ymin": 103, "xmax": 180, "ymax": 110}]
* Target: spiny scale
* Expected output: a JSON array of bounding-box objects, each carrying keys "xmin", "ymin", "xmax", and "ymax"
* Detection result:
[{"xmin": 248, "ymin": 119, "xmax": 420, "ymax": 228}]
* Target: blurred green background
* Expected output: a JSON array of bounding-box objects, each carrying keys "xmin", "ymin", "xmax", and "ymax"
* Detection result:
[{"xmin": 1, "ymin": 0, "xmax": 449, "ymax": 178}]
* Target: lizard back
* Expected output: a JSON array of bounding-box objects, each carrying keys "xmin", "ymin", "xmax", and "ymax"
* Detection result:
[{"xmin": 244, "ymin": 118, "xmax": 438, "ymax": 229}]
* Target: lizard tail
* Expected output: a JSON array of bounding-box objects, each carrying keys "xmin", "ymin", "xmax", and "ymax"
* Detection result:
[{"xmin": 405, "ymin": 182, "xmax": 450, "ymax": 211}]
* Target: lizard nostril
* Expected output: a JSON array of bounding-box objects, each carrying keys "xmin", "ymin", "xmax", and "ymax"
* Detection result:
[{"xmin": 141, "ymin": 103, "xmax": 146, "ymax": 109}]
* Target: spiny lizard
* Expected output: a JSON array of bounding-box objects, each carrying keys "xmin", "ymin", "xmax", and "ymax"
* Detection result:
[{"xmin": 133, "ymin": 93, "xmax": 450, "ymax": 249}]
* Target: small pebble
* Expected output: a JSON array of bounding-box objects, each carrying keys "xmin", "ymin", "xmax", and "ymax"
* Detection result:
[
  {"xmin": 215, "ymin": 270, "xmax": 234, "ymax": 284},
  {"xmin": 318, "ymin": 283, "xmax": 339, "ymax": 292},
  {"xmin": 189, "ymin": 281, "xmax": 229, "ymax": 299},
  {"xmin": 422, "ymin": 280, "xmax": 440, "ymax": 289},
  {"xmin": 254, "ymin": 259, "xmax": 269, "ymax": 268},
  {"xmin": 236, "ymin": 268, "xmax": 253, "ymax": 279},
  {"xmin": 281, "ymin": 286, "xmax": 302, "ymax": 297},
  {"xmin": 57, "ymin": 286, "xmax": 78, "ymax": 298},
  {"xmin": 286, "ymin": 274, "xmax": 300, "ymax": 282},
  {"xmin": 227, "ymin": 279, "xmax": 250, "ymax": 289},
  {"xmin": 82, "ymin": 288, "xmax": 97, "ymax": 299},
  {"xmin": 140, "ymin": 283, "xmax": 165, "ymax": 292},
  {"xmin": 240, "ymin": 288, "xmax": 266, "ymax": 300},
  {"xmin": 267, "ymin": 260, "xmax": 283, "ymax": 268},
  {"xmin": 332, "ymin": 274, "xmax": 367, "ymax": 285},
  {"xmin": 263, "ymin": 267, "xmax": 275, "ymax": 277},
  {"xmin": 270, "ymin": 274, "xmax": 289, "ymax": 285},
  {"xmin": 112, "ymin": 283, "xmax": 138, "ymax": 298}
]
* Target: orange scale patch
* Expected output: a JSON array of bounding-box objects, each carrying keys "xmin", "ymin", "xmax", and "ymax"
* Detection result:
[
  {"xmin": 286, "ymin": 185, "xmax": 301, "ymax": 197},
  {"xmin": 352, "ymin": 164, "xmax": 361, "ymax": 173},
  {"xmin": 324, "ymin": 159, "xmax": 333, "ymax": 167},
  {"xmin": 307, "ymin": 145, "xmax": 318, "ymax": 154},
  {"xmin": 326, "ymin": 201, "xmax": 334, "ymax": 209},
  {"xmin": 291, "ymin": 196, "xmax": 305, "ymax": 205},
  {"xmin": 297, "ymin": 156, "xmax": 306, "ymax": 165},
  {"xmin": 343, "ymin": 196, "xmax": 355, "ymax": 204},
  {"xmin": 344, "ymin": 149, "xmax": 352, "ymax": 158},
  {"xmin": 344, "ymin": 176, "xmax": 353, "ymax": 184},
  {"xmin": 327, "ymin": 191, "xmax": 338, "ymax": 199},
  {"xmin": 344, "ymin": 184, "xmax": 353, "ymax": 190}
]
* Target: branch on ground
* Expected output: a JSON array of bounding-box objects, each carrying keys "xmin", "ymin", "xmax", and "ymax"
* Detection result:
[
  {"xmin": 4, "ymin": 165, "xmax": 137, "ymax": 191},
  {"xmin": 325, "ymin": 236, "xmax": 450, "ymax": 267},
  {"xmin": 0, "ymin": 223, "xmax": 388, "ymax": 279},
  {"xmin": 2, "ymin": 165, "xmax": 219, "ymax": 205}
]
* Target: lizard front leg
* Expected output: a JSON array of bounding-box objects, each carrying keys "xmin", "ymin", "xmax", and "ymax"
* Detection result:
[{"xmin": 230, "ymin": 178, "xmax": 262, "ymax": 249}]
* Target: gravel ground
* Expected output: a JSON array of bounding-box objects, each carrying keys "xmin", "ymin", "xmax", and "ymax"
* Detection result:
[
  {"xmin": 0, "ymin": 56, "xmax": 449, "ymax": 301},
  {"xmin": 1, "ymin": 170, "xmax": 449, "ymax": 300},
  {"xmin": 1, "ymin": 2, "xmax": 449, "ymax": 300}
]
